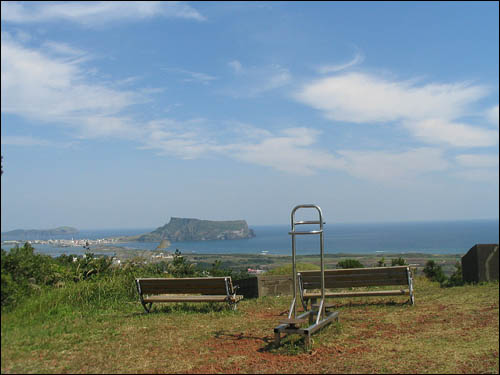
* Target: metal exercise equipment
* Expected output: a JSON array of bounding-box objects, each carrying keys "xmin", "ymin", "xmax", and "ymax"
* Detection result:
[{"xmin": 273, "ymin": 204, "xmax": 339, "ymax": 348}]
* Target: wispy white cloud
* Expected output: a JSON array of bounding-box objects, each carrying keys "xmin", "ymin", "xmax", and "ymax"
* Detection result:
[
  {"xmin": 338, "ymin": 148, "xmax": 449, "ymax": 183},
  {"xmin": 139, "ymin": 121, "xmax": 452, "ymax": 181},
  {"xmin": 1, "ymin": 135, "xmax": 52, "ymax": 147},
  {"xmin": 138, "ymin": 119, "xmax": 218, "ymax": 160},
  {"xmin": 1, "ymin": 1, "xmax": 205, "ymax": 25},
  {"xmin": 227, "ymin": 128, "xmax": 346, "ymax": 175},
  {"xmin": 404, "ymin": 119, "xmax": 498, "ymax": 148},
  {"xmin": 295, "ymin": 72, "xmax": 488, "ymax": 123},
  {"xmin": 224, "ymin": 62, "xmax": 291, "ymax": 97},
  {"xmin": 453, "ymin": 168, "xmax": 500, "ymax": 182},
  {"xmin": 228, "ymin": 60, "xmax": 243, "ymax": 74},
  {"xmin": 295, "ymin": 72, "xmax": 497, "ymax": 148},
  {"xmin": 317, "ymin": 51, "xmax": 364, "ymax": 74},
  {"xmin": 41, "ymin": 41, "xmax": 87, "ymax": 58},
  {"xmin": 1, "ymin": 135, "xmax": 77, "ymax": 148},
  {"xmin": 455, "ymin": 154, "xmax": 499, "ymax": 168},
  {"xmin": 166, "ymin": 68, "xmax": 217, "ymax": 85},
  {"xmin": 486, "ymin": 105, "xmax": 499, "ymax": 127},
  {"xmin": 1, "ymin": 34, "xmax": 145, "ymax": 139}
]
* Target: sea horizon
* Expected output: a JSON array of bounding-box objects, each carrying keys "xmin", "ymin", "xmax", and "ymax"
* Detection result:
[
  {"xmin": 2, "ymin": 219, "xmax": 498, "ymax": 258},
  {"xmin": 2, "ymin": 217, "xmax": 499, "ymax": 233}
]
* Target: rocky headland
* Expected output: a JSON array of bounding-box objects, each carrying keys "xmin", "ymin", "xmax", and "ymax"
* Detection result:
[
  {"xmin": 117, "ymin": 217, "xmax": 255, "ymax": 243},
  {"xmin": 1, "ymin": 226, "xmax": 79, "ymax": 240}
]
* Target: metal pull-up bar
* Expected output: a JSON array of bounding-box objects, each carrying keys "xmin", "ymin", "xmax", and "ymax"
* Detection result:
[{"xmin": 289, "ymin": 204, "xmax": 326, "ymax": 321}]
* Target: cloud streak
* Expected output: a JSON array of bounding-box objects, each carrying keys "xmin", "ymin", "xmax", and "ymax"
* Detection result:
[
  {"xmin": 1, "ymin": 35, "xmax": 144, "ymax": 139},
  {"xmin": 224, "ymin": 62, "xmax": 291, "ymax": 97},
  {"xmin": 317, "ymin": 51, "xmax": 364, "ymax": 74},
  {"xmin": 295, "ymin": 72, "xmax": 497, "ymax": 148},
  {"xmin": 1, "ymin": 1, "xmax": 205, "ymax": 25}
]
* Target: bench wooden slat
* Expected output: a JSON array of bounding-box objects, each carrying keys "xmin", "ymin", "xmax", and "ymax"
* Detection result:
[
  {"xmin": 143, "ymin": 295, "xmax": 244, "ymax": 303},
  {"xmin": 300, "ymin": 266, "xmax": 408, "ymax": 275},
  {"xmin": 300, "ymin": 267, "xmax": 410, "ymax": 289},
  {"xmin": 141, "ymin": 285, "xmax": 226, "ymax": 295},
  {"xmin": 303, "ymin": 279, "xmax": 409, "ymax": 289},
  {"xmin": 298, "ymin": 266, "xmax": 414, "ymax": 307},
  {"xmin": 138, "ymin": 277, "xmax": 230, "ymax": 295},
  {"xmin": 135, "ymin": 277, "xmax": 243, "ymax": 313},
  {"xmin": 304, "ymin": 289, "xmax": 409, "ymax": 299},
  {"xmin": 301, "ymin": 272, "xmax": 408, "ymax": 281}
]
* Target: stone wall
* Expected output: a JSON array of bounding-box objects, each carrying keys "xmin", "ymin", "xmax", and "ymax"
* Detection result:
[
  {"xmin": 462, "ymin": 244, "xmax": 499, "ymax": 283},
  {"xmin": 235, "ymin": 275, "xmax": 295, "ymax": 298}
]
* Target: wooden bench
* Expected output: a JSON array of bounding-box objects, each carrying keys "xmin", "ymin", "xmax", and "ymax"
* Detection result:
[
  {"xmin": 135, "ymin": 277, "xmax": 243, "ymax": 313},
  {"xmin": 298, "ymin": 266, "xmax": 415, "ymax": 309}
]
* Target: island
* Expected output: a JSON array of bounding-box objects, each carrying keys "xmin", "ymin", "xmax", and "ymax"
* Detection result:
[
  {"xmin": 1, "ymin": 226, "xmax": 79, "ymax": 240},
  {"xmin": 120, "ymin": 217, "xmax": 255, "ymax": 243}
]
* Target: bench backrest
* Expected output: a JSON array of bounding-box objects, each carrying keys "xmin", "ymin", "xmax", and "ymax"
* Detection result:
[
  {"xmin": 136, "ymin": 277, "xmax": 233, "ymax": 296},
  {"xmin": 299, "ymin": 266, "xmax": 410, "ymax": 290}
]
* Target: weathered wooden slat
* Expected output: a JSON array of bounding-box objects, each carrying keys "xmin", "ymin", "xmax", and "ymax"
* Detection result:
[
  {"xmin": 142, "ymin": 288, "xmax": 228, "ymax": 295},
  {"xmin": 143, "ymin": 294, "xmax": 244, "ymax": 303},
  {"xmin": 298, "ymin": 266, "xmax": 414, "ymax": 307},
  {"xmin": 138, "ymin": 277, "xmax": 228, "ymax": 281},
  {"xmin": 303, "ymin": 279, "xmax": 408, "ymax": 289},
  {"xmin": 305, "ymin": 289, "xmax": 409, "ymax": 299},
  {"xmin": 143, "ymin": 295, "xmax": 227, "ymax": 302},
  {"xmin": 302, "ymin": 274, "xmax": 408, "ymax": 284},
  {"xmin": 301, "ymin": 270, "xmax": 407, "ymax": 280},
  {"xmin": 138, "ymin": 278, "xmax": 229, "ymax": 295},
  {"xmin": 299, "ymin": 266, "xmax": 408, "ymax": 275},
  {"xmin": 138, "ymin": 278, "xmax": 227, "ymax": 287},
  {"xmin": 301, "ymin": 271, "xmax": 407, "ymax": 280},
  {"xmin": 136, "ymin": 277, "xmax": 243, "ymax": 313}
]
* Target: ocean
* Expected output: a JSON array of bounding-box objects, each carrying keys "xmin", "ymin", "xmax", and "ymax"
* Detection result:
[{"xmin": 1, "ymin": 219, "xmax": 498, "ymax": 257}]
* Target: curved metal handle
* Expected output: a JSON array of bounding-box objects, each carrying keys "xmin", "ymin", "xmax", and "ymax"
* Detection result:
[{"xmin": 290, "ymin": 204, "xmax": 324, "ymax": 233}]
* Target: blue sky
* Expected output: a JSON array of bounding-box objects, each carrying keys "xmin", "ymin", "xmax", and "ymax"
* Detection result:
[{"xmin": 1, "ymin": 1, "xmax": 498, "ymax": 231}]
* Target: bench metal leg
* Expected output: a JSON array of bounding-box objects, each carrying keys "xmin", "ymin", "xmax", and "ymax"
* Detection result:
[
  {"xmin": 304, "ymin": 332, "xmax": 311, "ymax": 350},
  {"xmin": 274, "ymin": 331, "xmax": 281, "ymax": 346},
  {"xmin": 141, "ymin": 302, "xmax": 152, "ymax": 313}
]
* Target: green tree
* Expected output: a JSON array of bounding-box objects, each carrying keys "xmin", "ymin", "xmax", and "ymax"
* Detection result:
[
  {"xmin": 422, "ymin": 260, "xmax": 447, "ymax": 284},
  {"xmin": 166, "ymin": 249, "xmax": 197, "ymax": 277}
]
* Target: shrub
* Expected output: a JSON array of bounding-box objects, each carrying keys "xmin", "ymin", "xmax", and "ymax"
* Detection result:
[
  {"xmin": 391, "ymin": 257, "xmax": 407, "ymax": 266},
  {"xmin": 1, "ymin": 243, "xmax": 66, "ymax": 307},
  {"xmin": 376, "ymin": 257, "xmax": 386, "ymax": 267},
  {"xmin": 422, "ymin": 260, "xmax": 447, "ymax": 284},
  {"xmin": 166, "ymin": 249, "xmax": 198, "ymax": 277},
  {"xmin": 442, "ymin": 262, "xmax": 464, "ymax": 287},
  {"xmin": 336, "ymin": 259, "xmax": 364, "ymax": 269}
]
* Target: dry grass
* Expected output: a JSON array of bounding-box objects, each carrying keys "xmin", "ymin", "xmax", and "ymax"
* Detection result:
[{"xmin": 2, "ymin": 276, "xmax": 498, "ymax": 374}]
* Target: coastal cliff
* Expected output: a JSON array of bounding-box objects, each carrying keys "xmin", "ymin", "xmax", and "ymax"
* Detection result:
[{"xmin": 131, "ymin": 217, "xmax": 255, "ymax": 242}]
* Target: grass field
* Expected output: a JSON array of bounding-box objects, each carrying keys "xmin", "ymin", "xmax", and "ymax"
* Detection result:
[{"xmin": 1, "ymin": 275, "xmax": 498, "ymax": 374}]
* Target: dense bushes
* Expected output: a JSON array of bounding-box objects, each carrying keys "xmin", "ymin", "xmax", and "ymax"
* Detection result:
[
  {"xmin": 422, "ymin": 260, "xmax": 447, "ymax": 284},
  {"xmin": 1, "ymin": 244, "xmax": 248, "ymax": 310},
  {"xmin": 336, "ymin": 259, "xmax": 364, "ymax": 269},
  {"xmin": 422, "ymin": 260, "xmax": 464, "ymax": 287}
]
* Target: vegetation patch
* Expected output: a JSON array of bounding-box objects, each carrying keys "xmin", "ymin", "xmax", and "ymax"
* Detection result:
[{"xmin": 1, "ymin": 244, "xmax": 498, "ymax": 373}]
